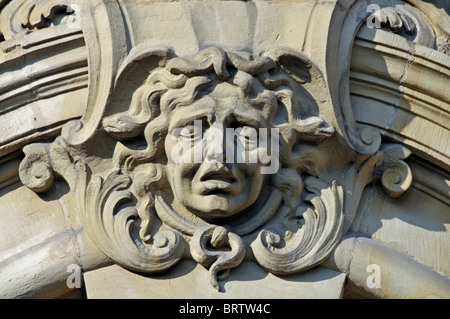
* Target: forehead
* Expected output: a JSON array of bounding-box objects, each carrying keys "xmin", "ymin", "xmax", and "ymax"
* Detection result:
[{"xmin": 166, "ymin": 82, "xmax": 275, "ymax": 130}]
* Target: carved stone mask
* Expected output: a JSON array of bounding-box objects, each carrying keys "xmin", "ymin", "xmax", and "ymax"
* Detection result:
[
  {"xmin": 103, "ymin": 46, "xmax": 335, "ymax": 226},
  {"xmin": 19, "ymin": 45, "xmax": 413, "ymax": 292}
]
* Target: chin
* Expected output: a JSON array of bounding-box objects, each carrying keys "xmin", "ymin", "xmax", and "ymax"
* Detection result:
[{"xmin": 190, "ymin": 194, "xmax": 240, "ymax": 219}]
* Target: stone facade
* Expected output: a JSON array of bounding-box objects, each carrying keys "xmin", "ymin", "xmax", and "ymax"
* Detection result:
[{"xmin": 0, "ymin": 0, "xmax": 449, "ymax": 299}]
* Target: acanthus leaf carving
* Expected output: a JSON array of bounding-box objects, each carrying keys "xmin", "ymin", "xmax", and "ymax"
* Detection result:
[
  {"xmin": 0, "ymin": 0, "xmax": 80, "ymax": 41},
  {"xmin": 251, "ymin": 178, "xmax": 345, "ymax": 275},
  {"xmin": 83, "ymin": 170, "xmax": 186, "ymax": 273},
  {"xmin": 21, "ymin": 1, "xmax": 74, "ymax": 30},
  {"xmin": 371, "ymin": 6, "xmax": 417, "ymax": 36}
]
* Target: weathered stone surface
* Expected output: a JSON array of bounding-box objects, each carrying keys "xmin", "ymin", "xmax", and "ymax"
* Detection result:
[
  {"xmin": 0, "ymin": 0, "xmax": 448, "ymax": 299},
  {"xmin": 84, "ymin": 261, "xmax": 346, "ymax": 299}
]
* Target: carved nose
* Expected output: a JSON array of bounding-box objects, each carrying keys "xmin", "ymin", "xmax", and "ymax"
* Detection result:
[
  {"xmin": 204, "ymin": 145, "xmax": 225, "ymax": 162},
  {"xmin": 203, "ymin": 126, "xmax": 226, "ymax": 163}
]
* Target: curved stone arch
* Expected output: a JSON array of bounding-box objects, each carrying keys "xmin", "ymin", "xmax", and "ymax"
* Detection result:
[
  {"xmin": 325, "ymin": 0, "xmax": 438, "ymax": 156},
  {"xmin": 0, "ymin": 0, "xmax": 130, "ymax": 147},
  {"xmin": 59, "ymin": 0, "xmax": 129, "ymax": 146}
]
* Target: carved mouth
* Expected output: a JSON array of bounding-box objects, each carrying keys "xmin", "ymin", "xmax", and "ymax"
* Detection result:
[
  {"xmin": 201, "ymin": 171, "xmax": 236, "ymax": 183},
  {"xmin": 200, "ymin": 168, "xmax": 237, "ymax": 193}
]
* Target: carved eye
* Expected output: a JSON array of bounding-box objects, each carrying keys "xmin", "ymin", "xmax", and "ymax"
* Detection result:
[
  {"xmin": 178, "ymin": 125, "xmax": 197, "ymax": 140},
  {"xmin": 238, "ymin": 126, "xmax": 258, "ymax": 145},
  {"xmin": 177, "ymin": 119, "xmax": 208, "ymax": 142}
]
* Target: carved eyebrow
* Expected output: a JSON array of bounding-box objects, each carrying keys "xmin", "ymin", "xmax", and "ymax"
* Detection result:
[
  {"xmin": 228, "ymin": 109, "xmax": 267, "ymax": 128},
  {"xmin": 168, "ymin": 109, "xmax": 214, "ymax": 132}
]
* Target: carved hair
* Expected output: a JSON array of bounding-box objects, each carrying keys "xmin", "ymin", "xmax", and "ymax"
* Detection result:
[{"xmin": 103, "ymin": 46, "xmax": 335, "ymax": 175}]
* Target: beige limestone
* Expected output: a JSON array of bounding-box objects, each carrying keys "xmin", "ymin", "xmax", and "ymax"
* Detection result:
[
  {"xmin": 0, "ymin": 0, "xmax": 448, "ymax": 299},
  {"xmin": 84, "ymin": 261, "xmax": 346, "ymax": 299}
]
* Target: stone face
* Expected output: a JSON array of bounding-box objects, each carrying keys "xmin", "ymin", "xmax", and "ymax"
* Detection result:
[{"xmin": 0, "ymin": 0, "xmax": 449, "ymax": 299}]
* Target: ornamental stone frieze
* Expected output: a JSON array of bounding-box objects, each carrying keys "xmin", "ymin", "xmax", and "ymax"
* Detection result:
[{"xmin": 0, "ymin": 0, "xmax": 449, "ymax": 299}]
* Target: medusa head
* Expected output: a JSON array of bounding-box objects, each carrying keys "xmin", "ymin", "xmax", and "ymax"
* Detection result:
[{"xmin": 103, "ymin": 46, "xmax": 335, "ymax": 226}]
